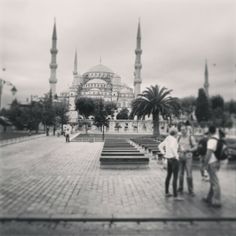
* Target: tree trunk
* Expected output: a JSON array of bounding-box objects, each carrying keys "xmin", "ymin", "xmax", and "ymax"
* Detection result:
[
  {"xmin": 102, "ymin": 125, "xmax": 105, "ymax": 141},
  {"xmin": 153, "ymin": 112, "xmax": 160, "ymax": 138}
]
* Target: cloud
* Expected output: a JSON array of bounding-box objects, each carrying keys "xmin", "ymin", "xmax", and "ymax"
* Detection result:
[{"xmin": 0, "ymin": 0, "xmax": 235, "ymax": 108}]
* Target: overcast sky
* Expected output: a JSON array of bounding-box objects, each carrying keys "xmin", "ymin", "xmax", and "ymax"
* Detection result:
[{"xmin": 0, "ymin": 0, "xmax": 236, "ymax": 107}]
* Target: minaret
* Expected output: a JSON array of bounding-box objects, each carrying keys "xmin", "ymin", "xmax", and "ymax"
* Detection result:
[
  {"xmin": 73, "ymin": 50, "xmax": 78, "ymax": 76},
  {"xmin": 204, "ymin": 60, "xmax": 209, "ymax": 97},
  {"xmin": 49, "ymin": 20, "xmax": 58, "ymax": 97},
  {"xmin": 134, "ymin": 19, "xmax": 142, "ymax": 98}
]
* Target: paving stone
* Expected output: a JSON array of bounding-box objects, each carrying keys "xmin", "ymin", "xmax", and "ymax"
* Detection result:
[{"xmin": 0, "ymin": 136, "xmax": 236, "ymax": 234}]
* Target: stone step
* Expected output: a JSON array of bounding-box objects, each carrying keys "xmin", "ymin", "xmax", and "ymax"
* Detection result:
[
  {"xmin": 100, "ymin": 156, "xmax": 149, "ymax": 162},
  {"xmin": 102, "ymin": 149, "xmax": 139, "ymax": 152},
  {"xmin": 101, "ymin": 152, "xmax": 144, "ymax": 156}
]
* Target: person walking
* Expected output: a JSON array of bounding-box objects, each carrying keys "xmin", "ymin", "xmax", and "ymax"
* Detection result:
[
  {"xmin": 202, "ymin": 125, "xmax": 222, "ymax": 208},
  {"xmin": 178, "ymin": 124, "xmax": 197, "ymax": 196},
  {"xmin": 159, "ymin": 127, "xmax": 183, "ymax": 201},
  {"xmin": 65, "ymin": 128, "xmax": 70, "ymax": 143},
  {"xmin": 197, "ymin": 132, "xmax": 209, "ymax": 181}
]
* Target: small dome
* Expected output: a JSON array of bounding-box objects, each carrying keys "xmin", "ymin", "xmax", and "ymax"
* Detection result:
[{"xmin": 87, "ymin": 64, "xmax": 114, "ymax": 74}]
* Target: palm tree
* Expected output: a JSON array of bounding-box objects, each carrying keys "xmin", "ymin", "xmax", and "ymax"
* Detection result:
[{"xmin": 131, "ymin": 85, "xmax": 180, "ymax": 137}]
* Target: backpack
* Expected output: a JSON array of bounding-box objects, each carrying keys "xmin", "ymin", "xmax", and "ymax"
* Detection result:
[
  {"xmin": 211, "ymin": 137, "xmax": 229, "ymax": 161},
  {"xmin": 197, "ymin": 137, "xmax": 208, "ymax": 156}
]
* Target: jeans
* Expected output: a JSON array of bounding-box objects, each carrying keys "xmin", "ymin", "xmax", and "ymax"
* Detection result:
[
  {"xmin": 200, "ymin": 155, "xmax": 207, "ymax": 177},
  {"xmin": 178, "ymin": 153, "xmax": 194, "ymax": 193},
  {"xmin": 206, "ymin": 162, "xmax": 221, "ymax": 205},
  {"xmin": 66, "ymin": 134, "xmax": 70, "ymax": 142},
  {"xmin": 165, "ymin": 158, "xmax": 179, "ymax": 197}
]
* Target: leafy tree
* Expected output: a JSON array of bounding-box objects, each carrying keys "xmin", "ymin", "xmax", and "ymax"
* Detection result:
[
  {"xmin": 131, "ymin": 85, "xmax": 180, "ymax": 137},
  {"xmin": 54, "ymin": 101, "xmax": 69, "ymax": 132},
  {"xmin": 211, "ymin": 95, "xmax": 224, "ymax": 110},
  {"xmin": 75, "ymin": 97, "xmax": 97, "ymax": 134},
  {"xmin": 75, "ymin": 97, "xmax": 95, "ymax": 118},
  {"xmin": 27, "ymin": 101, "xmax": 43, "ymax": 132},
  {"xmin": 116, "ymin": 108, "xmax": 129, "ymax": 120},
  {"xmin": 225, "ymin": 100, "xmax": 236, "ymax": 114},
  {"xmin": 209, "ymin": 95, "xmax": 226, "ymax": 128},
  {"xmin": 93, "ymin": 99, "xmax": 117, "ymax": 139},
  {"xmin": 6, "ymin": 99, "xmax": 26, "ymax": 130},
  {"xmin": 42, "ymin": 93, "xmax": 56, "ymax": 127},
  {"xmin": 195, "ymin": 88, "xmax": 211, "ymax": 123},
  {"xmin": 179, "ymin": 96, "xmax": 196, "ymax": 118},
  {"xmin": 104, "ymin": 101, "xmax": 117, "ymax": 118}
]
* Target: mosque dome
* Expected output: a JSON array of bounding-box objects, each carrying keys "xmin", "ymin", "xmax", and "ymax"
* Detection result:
[
  {"xmin": 87, "ymin": 64, "xmax": 114, "ymax": 74},
  {"xmin": 83, "ymin": 64, "xmax": 115, "ymax": 80}
]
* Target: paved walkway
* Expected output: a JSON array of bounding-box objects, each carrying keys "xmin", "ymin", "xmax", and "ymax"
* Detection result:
[{"xmin": 0, "ymin": 136, "xmax": 236, "ymax": 235}]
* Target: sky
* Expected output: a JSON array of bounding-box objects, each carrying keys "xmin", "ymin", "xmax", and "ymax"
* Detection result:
[{"xmin": 0, "ymin": 0, "xmax": 236, "ymax": 107}]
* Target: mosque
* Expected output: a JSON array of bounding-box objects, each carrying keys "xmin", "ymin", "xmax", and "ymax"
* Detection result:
[{"xmin": 48, "ymin": 20, "xmax": 143, "ymax": 123}]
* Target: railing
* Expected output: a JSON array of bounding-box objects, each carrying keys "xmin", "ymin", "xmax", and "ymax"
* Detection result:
[{"xmin": 0, "ymin": 216, "xmax": 235, "ymax": 223}]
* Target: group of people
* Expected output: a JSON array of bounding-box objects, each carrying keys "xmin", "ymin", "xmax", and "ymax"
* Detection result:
[
  {"xmin": 45, "ymin": 126, "xmax": 71, "ymax": 142},
  {"xmin": 158, "ymin": 123, "xmax": 222, "ymax": 208}
]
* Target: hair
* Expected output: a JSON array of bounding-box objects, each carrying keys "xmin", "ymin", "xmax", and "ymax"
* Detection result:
[
  {"xmin": 185, "ymin": 120, "xmax": 191, "ymax": 126},
  {"xmin": 208, "ymin": 125, "xmax": 216, "ymax": 135},
  {"xmin": 219, "ymin": 129, "xmax": 225, "ymax": 138},
  {"xmin": 169, "ymin": 127, "xmax": 178, "ymax": 136}
]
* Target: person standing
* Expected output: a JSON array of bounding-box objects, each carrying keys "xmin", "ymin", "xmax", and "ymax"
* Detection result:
[
  {"xmin": 202, "ymin": 125, "xmax": 222, "ymax": 208},
  {"xmin": 159, "ymin": 127, "xmax": 183, "ymax": 201},
  {"xmin": 65, "ymin": 128, "xmax": 70, "ymax": 143},
  {"xmin": 178, "ymin": 124, "xmax": 197, "ymax": 196},
  {"xmin": 46, "ymin": 127, "xmax": 49, "ymax": 136}
]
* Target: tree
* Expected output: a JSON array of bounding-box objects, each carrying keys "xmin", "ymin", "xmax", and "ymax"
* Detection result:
[
  {"xmin": 3, "ymin": 99, "xmax": 43, "ymax": 132},
  {"xmin": 116, "ymin": 108, "xmax": 129, "ymax": 120},
  {"xmin": 211, "ymin": 95, "xmax": 224, "ymax": 110},
  {"xmin": 225, "ymin": 100, "xmax": 236, "ymax": 114},
  {"xmin": 75, "ymin": 97, "xmax": 95, "ymax": 118},
  {"xmin": 195, "ymin": 88, "xmax": 211, "ymax": 123},
  {"xmin": 210, "ymin": 95, "xmax": 225, "ymax": 128},
  {"xmin": 54, "ymin": 101, "xmax": 69, "ymax": 132},
  {"xmin": 131, "ymin": 85, "xmax": 180, "ymax": 137},
  {"xmin": 28, "ymin": 101, "xmax": 43, "ymax": 133},
  {"xmin": 179, "ymin": 96, "xmax": 196, "ymax": 118},
  {"xmin": 93, "ymin": 99, "xmax": 117, "ymax": 139},
  {"xmin": 104, "ymin": 101, "xmax": 117, "ymax": 118},
  {"xmin": 42, "ymin": 93, "xmax": 56, "ymax": 127},
  {"xmin": 6, "ymin": 99, "xmax": 27, "ymax": 130},
  {"xmin": 75, "ymin": 97, "xmax": 96, "ymax": 134}
]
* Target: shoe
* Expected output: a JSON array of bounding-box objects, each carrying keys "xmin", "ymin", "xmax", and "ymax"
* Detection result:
[
  {"xmin": 210, "ymin": 203, "xmax": 222, "ymax": 208},
  {"xmin": 165, "ymin": 193, "xmax": 172, "ymax": 197},
  {"xmin": 202, "ymin": 198, "xmax": 211, "ymax": 204},
  {"xmin": 177, "ymin": 189, "xmax": 183, "ymax": 194},
  {"xmin": 189, "ymin": 192, "xmax": 195, "ymax": 197},
  {"xmin": 173, "ymin": 196, "xmax": 184, "ymax": 201}
]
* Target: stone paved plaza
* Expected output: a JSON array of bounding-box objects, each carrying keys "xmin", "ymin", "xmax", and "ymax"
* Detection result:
[{"xmin": 0, "ymin": 135, "xmax": 236, "ymax": 235}]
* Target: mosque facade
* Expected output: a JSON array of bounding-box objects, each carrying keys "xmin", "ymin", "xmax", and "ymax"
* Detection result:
[{"xmin": 48, "ymin": 20, "xmax": 143, "ymax": 123}]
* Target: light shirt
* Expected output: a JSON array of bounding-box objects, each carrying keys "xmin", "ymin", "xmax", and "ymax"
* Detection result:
[
  {"xmin": 158, "ymin": 135, "xmax": 179, "ymax": 159},
  {"xmin": 207, "ymin": 134, "xmax": 218, "ymax": 163},
  {"xmin": 178, "ymin": 135, "xmax": 196, "ymax": 152},
  {"xmin": 65, "ymin": 129, "xmax": 70, "ymax": 136}
]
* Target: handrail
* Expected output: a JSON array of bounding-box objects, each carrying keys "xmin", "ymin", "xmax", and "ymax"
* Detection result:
[{"xmin": 0, "ymin": 216, "xmax": 235, "ymax": 223}]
